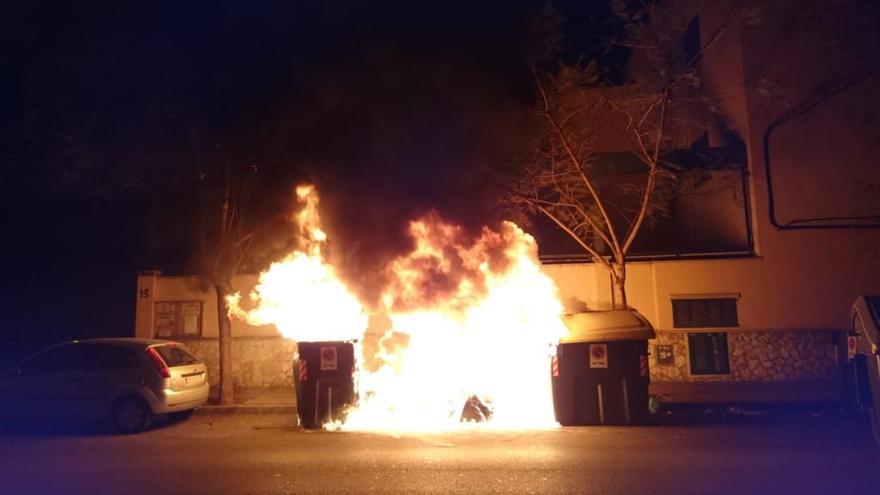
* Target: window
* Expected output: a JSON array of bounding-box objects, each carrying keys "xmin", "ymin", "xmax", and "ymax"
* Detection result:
[
  {"xmin": 866, "ymin": 296, "xmax": 880, "ymax": 329},
  {"xmin": 154, "ymin": 346, "xmax": 199, "ymax": 367},
  {"xmin": 154, "ymin": 301, "xmax": 202, "ymax": 337},
  {"xmin": 20, "ymin": 345, "xmax": 88, "ymax": 376},
  {"xmin": 672, "ymin": 298, "xmax": 738, "ymax": 328},
  {"xmin": 683, "ymin": 15, "xmax": 701, "ymax": 66},
  {"xmin": 89, "ymin": 345, "xmax": 139, "ymax": 370},
  {"xmin": 534, "ymin": 146, "xmax": 753, "ymax": 262},
  {"xmin": 688, "ymin": 333, "xmax": 730, "ymax": 375},
  {"xmin": 673, "ymin": 296, "xmax": 737, "ymax": 375}
]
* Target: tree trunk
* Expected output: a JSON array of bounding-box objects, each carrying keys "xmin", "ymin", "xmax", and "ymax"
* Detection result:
[
  {"xmin": 610, "ymin": 262, "xmax": 628, "ymax": 310},
  {"xmin": 214, "ymin": 282, "xmax": 235, "ymax": 405}
]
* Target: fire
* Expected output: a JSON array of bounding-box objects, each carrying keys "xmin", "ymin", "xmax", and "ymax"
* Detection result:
[
  {"xmin": 229, "ymin": 185, "xmax": 567, "ymax": 431},
  {"xmin": 227, "ymin": 185, "xmax": 367, "ymax": 342}
]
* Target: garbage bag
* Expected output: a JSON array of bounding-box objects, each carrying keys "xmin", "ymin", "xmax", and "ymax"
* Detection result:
[{"xmin": 460, "ymin": 395, "xmax": 493, "ymax": 423}]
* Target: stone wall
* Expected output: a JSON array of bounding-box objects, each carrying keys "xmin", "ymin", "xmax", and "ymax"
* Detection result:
[
  {"xmin": 180, "ymin": 337, "xmax": 298, "ymax": 387},
  {"xmin": 175, "ymin": 330, "xmax": 841, "ymax": 388},
  {"xmin": 650, "ymin": 330, "xmax": 840, "ymax": 382}
]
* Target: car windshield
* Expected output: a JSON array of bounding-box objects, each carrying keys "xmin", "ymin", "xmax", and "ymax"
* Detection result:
[{"xmin": 154, "ymin": 345, "xmax": 199, "ymax": 367}]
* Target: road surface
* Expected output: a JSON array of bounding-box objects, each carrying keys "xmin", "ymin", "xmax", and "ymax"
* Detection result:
[{"xmin": 0, "ymin": 411, "xmax": 876, "ymax": 494}]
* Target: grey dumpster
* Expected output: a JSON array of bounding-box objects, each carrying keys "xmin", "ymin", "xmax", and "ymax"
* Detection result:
[
  {"xmin": 293, "ymin": 341, "xmax": 358, "ymax": 429},
  {"xmin": 552, "ymin": 310, "xmax": 655, "ymax": 425}
]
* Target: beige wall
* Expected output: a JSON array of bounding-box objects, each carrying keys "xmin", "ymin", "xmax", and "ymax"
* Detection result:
[
  {"xmin": 542, "ymin": 256, "xmax": 872, "ymax": 333},
  {"xmin": 542, "ymin": 259, "xmax": 847, "ymax": 383},
  {"xmin": 135, "ymin": 272, "xmax": 279, "ymax": 340},
  {"xmin": 139, "ymin": 256, "xmax": 854, "ymax": 337},
  {"xmin": 184, "ymin": 337, "xmax": 297, "ymax": 387},
  {"xmin": 136, "ymin": 258, "xmax": 854, "ymax": 387}
]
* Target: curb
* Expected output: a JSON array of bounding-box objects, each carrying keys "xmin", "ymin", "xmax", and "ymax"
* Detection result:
[{"xmin": 195, "ymin": 405, "xmax": 297, "ymax": 415}]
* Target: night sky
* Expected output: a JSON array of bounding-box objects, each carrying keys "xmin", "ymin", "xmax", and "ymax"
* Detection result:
[{"xmin": 1, "ymin": 1, "xmax": 620, "ymax": 359}]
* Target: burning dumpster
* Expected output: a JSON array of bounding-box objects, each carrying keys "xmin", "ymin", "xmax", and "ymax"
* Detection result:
[
  {"xmin": 552, "ymin": 310, "xmax": 655, "ymax": 426},
  {"xmin": 293, "ymin": 341, "xmax": 358, "ymax": 428}
]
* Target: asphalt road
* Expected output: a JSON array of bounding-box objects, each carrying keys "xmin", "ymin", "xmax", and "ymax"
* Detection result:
[{"xmin": 0, "ymin": 411, "xmax": 877, "ymax": 495}]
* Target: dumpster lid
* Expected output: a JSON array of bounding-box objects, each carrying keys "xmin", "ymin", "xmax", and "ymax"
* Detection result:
[{"xmin": 561, "ymin": 309, "xmax": 655, "ymax": 343}]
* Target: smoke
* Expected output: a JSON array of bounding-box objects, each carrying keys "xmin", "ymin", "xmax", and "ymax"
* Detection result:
[
  {"xmin": 381, "ymin": 212, "xmax": 520, "ymax": 314},
  {"xmin": 280, "ymin": 53, "xmax": 534, "ymax": 307}
]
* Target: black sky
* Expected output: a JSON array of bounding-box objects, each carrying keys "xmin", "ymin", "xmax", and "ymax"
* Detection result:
[{"xmin": 1, "ymin": 0, "xmax": 617, "ymax": 353}]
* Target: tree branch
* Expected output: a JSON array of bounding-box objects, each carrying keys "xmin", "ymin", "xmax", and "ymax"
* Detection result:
[
  {"xmin": 534, "ymin": 72, "xmax": 622, "ymax": 257},
  {"xmin": 623, "ymin": 89, "xmax": 669, "ymax": 253},
  {"xmin": 536, "ymin": 204, "xmax": 612, "ymax": 270}
]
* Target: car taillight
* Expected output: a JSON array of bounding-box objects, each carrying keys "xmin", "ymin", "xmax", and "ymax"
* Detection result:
[{"xmin": 147, "ymin": 347, "xmax": 170, "ymax": 378}]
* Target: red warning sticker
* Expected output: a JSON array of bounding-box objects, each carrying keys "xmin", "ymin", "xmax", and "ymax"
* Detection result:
[
  {"xmin": 298, "ymin": 359, "xmax": 308, "ymax": 381},
  {"xmin": 320, "ymin": 346, "xmax": 338, "ymax": 371},
  {"xmin": 589, "ymin": 344, "xmax": 608, "ymax": 368}
]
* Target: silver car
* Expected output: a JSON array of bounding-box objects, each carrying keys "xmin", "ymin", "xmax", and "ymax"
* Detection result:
[{"xmin": 0, "ymin": 338, "xmax": 209, "ymax": 433}]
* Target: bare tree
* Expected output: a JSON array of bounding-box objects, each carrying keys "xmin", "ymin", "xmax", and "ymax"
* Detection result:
[
  {"xmin": 202, "ymin": 161, "xmax": 255, "ymax": 405},
  {"xmin": 193, "ymin": 141, "xmax": 298, "ymax": 405},
  {"xmin": 508, "ymin": 1, "xmax": 727, "ymax": 309}
]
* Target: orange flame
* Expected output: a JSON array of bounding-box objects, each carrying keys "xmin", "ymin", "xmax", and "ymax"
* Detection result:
[
  {"xmin": 346, "ymin": 214, "xmax": 566, "ymax": 431},
  {"xmin": 229, "ymin": 185, "xmax": 567, "ymax": 431},
  {"xmin": 227, "ymin": 185, "xmax": 366, "ymax": 342}
]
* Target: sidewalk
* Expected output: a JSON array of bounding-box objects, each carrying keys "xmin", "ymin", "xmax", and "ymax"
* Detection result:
[
  {"xmin": 195, "ymin": 380, "xmax": 848, "ymax": 417},
  {"xmin": 197, "ymin": 386, "xmax": 297, "ymax": 415},
  {"xmin": 650, "ymin": 378, "xmax": 846, "ymax": 406}
]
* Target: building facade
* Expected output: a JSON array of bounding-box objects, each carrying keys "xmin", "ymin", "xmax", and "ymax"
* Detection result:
[
  {"xmin": 539, "ymin": 1, "xmax": 879, "ymax": 403},
  {"xmin": 135, "ymin": 271, "xmax": 297, "ymax": 388}
]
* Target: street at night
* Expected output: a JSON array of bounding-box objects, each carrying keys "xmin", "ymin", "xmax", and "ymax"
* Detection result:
[
  {"xmin": 4, "ymin": 1, "xmax": 880, "ymax": 493},
  {"xmin": 1, "ymin": 412, "xmax": 877, "ymax": 495}
]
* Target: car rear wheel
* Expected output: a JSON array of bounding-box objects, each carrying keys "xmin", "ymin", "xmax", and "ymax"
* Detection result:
[{"xmin": 111, "ymin": 397, "xmax": 152, "ymax": 434}]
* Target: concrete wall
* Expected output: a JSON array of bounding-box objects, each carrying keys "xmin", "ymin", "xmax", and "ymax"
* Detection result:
[
  {"xmin": 135, "ymin": 272, "xmax": 279, "ymax": 340},
  {"xmin": 184, "ymin": 337, "xmax": 297, "ymax": 388},
  {"xmin": 541, "ymin": 258, "xmax": 845, "ymax": 385},
  {"xmin": 543, "ymin": 254, "xmax": 871, "ymax": 342},
  {"xmin": 135, "ymin": 272, "xmax": 292, "ymax": 387}
]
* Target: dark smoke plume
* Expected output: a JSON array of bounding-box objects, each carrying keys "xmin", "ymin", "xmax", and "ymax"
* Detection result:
[{"xmin": 283, "ymin": 52, "xmax": 533, "ymax": 307}]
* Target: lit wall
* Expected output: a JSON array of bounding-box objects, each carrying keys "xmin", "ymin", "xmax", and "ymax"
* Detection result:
[
  {"xmin": 135, "ymin": 272, "xmax": 279, "ymax": 340},
  {"xmin": 541, "ymin": 256, "xmax": 869, "ymax": 332}
]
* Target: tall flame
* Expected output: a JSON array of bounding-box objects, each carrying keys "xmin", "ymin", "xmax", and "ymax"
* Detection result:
[
  {"xmin": 229, "ymin": 185, "xmax": 567, "ymax": 431},
  {"xmin": 227, "ymin": 185, "xmax": 367, "ymax": 342}
]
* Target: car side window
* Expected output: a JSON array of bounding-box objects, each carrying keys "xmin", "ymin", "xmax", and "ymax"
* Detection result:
[
  {"xmin": 90, "ymin": 346, "xmax": 139, "ymax": 370},
  {"xmin": 19, "ymin": 346, "xmax": 88, "ymax": 376}
]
